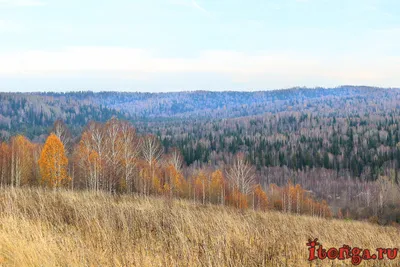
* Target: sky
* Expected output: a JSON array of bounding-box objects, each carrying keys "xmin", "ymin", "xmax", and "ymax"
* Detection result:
[{"xmin": 0, "ymin": 0, "xmax": 399, "ymax": 92}]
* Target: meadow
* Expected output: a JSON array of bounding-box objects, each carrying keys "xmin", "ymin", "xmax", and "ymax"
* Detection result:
[{"xmin": 0, "ymin": 187, "xmax": 399, "ymax": 266}]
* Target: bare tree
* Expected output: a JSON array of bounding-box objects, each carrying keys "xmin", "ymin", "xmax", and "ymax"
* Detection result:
[
  {"xmin": 168, "ymin": 148, "xmax": 183, "ymax": 171},
  {"xmin": 225, "ymin": 154, "xmax": 256, "ymax": 195},
  {"xmin": 120, "ymin": 121, "xmax": 140, "ymax": 193},
  {"xmin": 52, "ymin": 119, "xmax": 72, "ymax": 153},
  {"xmin": 141, "ymin": 135, "xmax": 163, "ymax": 167},
  {"xmin": 75, "ymin": 121, "xmax": 105, "ymax": 192},
  {"xmin": 104, "ymin": 118, "xmax": 122, "ymax": 193},
  {"xmin": 141, "ymin": 135, "xmax": 163, "ymax": 195}
]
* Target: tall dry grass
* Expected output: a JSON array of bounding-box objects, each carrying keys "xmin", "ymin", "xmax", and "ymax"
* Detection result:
[{"xmin": 0, "ymin": 187, "xmax": 399, "ymax": 266}]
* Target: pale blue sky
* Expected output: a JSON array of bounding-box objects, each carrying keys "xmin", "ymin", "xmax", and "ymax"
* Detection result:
[{"xmin": 0, "ymin": 0, "xmax": 399, "ymax": 92}]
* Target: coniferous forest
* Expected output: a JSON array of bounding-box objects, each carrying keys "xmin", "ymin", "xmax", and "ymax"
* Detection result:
[{"xmin": 1, "ymin": 86, "xmax": 400, "ymax": 224}]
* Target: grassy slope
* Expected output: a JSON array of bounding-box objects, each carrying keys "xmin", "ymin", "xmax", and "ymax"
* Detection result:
[{"xmin": 0, "ymin": 188, "xmax": 399, "ymax": 266}]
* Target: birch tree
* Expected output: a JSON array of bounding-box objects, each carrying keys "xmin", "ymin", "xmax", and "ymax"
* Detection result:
[
  {"xmin": 226, "ymin": 154, "xmax": 256, "ymax": 195},
  {"xmin": 119, "ymin": 121, "xmax": 140, "ymax": 193},
  {"xmin": 38, "ymin": 134, "xmax": 70, "ymax": 188}
]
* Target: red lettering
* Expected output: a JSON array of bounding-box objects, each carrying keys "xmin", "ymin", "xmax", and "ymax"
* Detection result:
[
  {"xmin": 377, "ymin": 248, "xmax": 386, "ymax": 260},
  {"xmin": 351, "ymin": 247, "xmax": 362, "ymax": 265},
  {"xmin": 361, "ymin": 249, "xmax": 373, "ymax": 260},
  {"xmin": 317, "ymin": 246, "xmax": 327, "ymax": 260},
  {"xmin": 338, "ymin": 245, "xmax": 351, "ymax": 260},
  {"xmin": 306, "ymin": 240, "xmax": 398, "ymax": 264},
  {"xmin": 387, "ymin": 248, "xmax": 398, "ymax": 260},
  {"xmin": 327, "ymin": 248, "xmax": 339, "ymax": 260},
  {"xmin": 306, "ymin": 239, "xmax": 319, "ymax": 261}
]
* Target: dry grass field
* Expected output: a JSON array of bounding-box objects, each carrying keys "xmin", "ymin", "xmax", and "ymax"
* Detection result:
[{"xmin": 0, "ymin": 188, "xmax": 399, "ymax": 266}]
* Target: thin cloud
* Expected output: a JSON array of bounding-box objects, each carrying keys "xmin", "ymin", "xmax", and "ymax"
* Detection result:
[
  {"xmin": 191, "ymin": 0, "xmax": 209, "ymax": 14},
  {"xmin": 0, "ymin": 47, "xmax": 318, "ymax": 75},
  {"xmin": 0, "ymin": 46, "xmax": 399, "ymax": 89}
]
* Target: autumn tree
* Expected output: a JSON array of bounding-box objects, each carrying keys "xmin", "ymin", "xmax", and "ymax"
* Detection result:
[
  {"xmin": 226, "ymin": 154, "xmax": 256, "ymax": 195},
  {"xmin": 30, "ymin": 143, "xmax": 42, "ymax": 186},
  {"xmin": 10, "ymin": 135, "xmax": 35, "ymax": 187},
  {"xmin": 104, "ymin": 118, "xmax": 122, "ymax": 193},
  {"xmin": 74, "ymin": 122, "xmax": 106, "ymax": 191},
  {"xmin": 87, "ymin": 121, "xmax": 106, "ymax": 190},
  {"xmin": 140, "ymin": 135, "xmax": 163, "ymax": 195},
  {"xmin": 0, "ymin": 142, "xmax": 10, "ymax": 188},
  {"xmin": 164, "ymin": 149, "xmax": 186, "ymax": 197},
  {"xmin": 226, "ymin": 188, "xmax": 248, "ymax": 209},
  {"xmin": 253, "ymin": 184, "xmax": 268, "ymax": 211},
  {"xmin": 210, "ymin": 169, "xmax": 226, "ymax": 205},
  {"xmin": 268, "ymin": 183, "xmax": 283, "ymax": 210},
  {"xmin": 38, "ymin": 133, "xmax": 70, "ymax": 188},
  {"xmin": 119, "ymin": 120, "xmax": 140, "ymax": 193},
  {"xmin": 193, "ymin": 171, "xmax": 209, "ymax": 204},
  {"xmin": 52, "ymin": 119, "xmax": 72, "ymax": 153},
  {"xmin": 53, "ymin": 119, "xmax": 73, "ymax": 189},
  {"xmin": 168, "ymin": 148, "xmax": 184, "ymax": 171},
  {"xmin": 164, "ymin": 155, "xmax": 186, "ymax": 198}
]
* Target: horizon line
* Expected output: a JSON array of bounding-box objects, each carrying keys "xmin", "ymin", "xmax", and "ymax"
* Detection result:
[{"xmin": 0, "ymin": 85, "xmax": 399, "ymax": 94}]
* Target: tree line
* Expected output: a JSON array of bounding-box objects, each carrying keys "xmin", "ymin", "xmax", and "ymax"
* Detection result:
[
  {"xmin": 132, "ymin": 111, "xmax": 400, "ymax": 225},
  {"xmin": 0, "ymin": 118, "xmax": 331, "ymax": 218}
]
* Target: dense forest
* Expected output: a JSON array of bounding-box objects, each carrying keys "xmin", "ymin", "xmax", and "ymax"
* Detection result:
[
  {"xmin": 0, "ymin": 118, "xmax": 331, "ymax": 219},
  {"xmin": 0, "ymin": 92, "xmax": 129, "ymax": 142},
  {"xmin": 1, "ymin": 86, "xmax": 400, "ymax": 224}
]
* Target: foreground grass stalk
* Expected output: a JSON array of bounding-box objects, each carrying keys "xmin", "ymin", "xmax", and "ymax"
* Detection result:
[{"xmin": 0, "ymin": 187, "xmax": 399, "ymax": 266}]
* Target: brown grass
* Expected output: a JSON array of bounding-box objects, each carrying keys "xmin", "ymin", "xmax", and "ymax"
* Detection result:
[{"xmin": 0, "ymin": 187, "xmax": 399, "ymax": 266}]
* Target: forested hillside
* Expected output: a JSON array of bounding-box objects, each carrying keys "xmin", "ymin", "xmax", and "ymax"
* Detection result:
[
  {"xmin": 0, "ymin": 92, "xmax": 129, "ymax": 142},
  {"xmin": 2, "ymin": 87, "xmax": 400, "ymax": 224},
  {"xmin": 89, "ymin": 86, "xmax": 400, "ymax": 119},
  {"xmin": 2, "ymin": 86, "xmax": 399, "ymax": 141}
]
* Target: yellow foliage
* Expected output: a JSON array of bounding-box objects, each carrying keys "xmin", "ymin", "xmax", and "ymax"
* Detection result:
[
  {"xmin": 166, "ymin": 164, "xmax": 186, "ymax": 196},
  {"xmin": 227, "ymin": 189, "xmax": 248, "ymax": 209},
  {"xmin": 38, "ymin": 134, "xmax": 70, "ymax": 188},
  {"xmin": 254, "ymin": 184, "xmax": 268, "ymax": 211},
  {"xmin": 11, "ymin": 135, "xmax": 36, "ymax": 186},
  {"xmin": 152, "ymin": 176, "xmax": 162, "ymax": 194},
  {"xmin": 163, "ymin": 183, "xmax": 171, "ymax": 195},
  {"xmin": 210, "ymin": 169, "xmax": 225, "ymax": 202}
]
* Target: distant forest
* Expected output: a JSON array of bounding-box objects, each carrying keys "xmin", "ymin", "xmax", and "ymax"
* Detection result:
[{"xmin": 2, "ymin": 86, "xmax": 400, "ymax": 224}]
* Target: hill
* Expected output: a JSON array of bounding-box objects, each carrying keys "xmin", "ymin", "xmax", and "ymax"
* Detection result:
[
  {"xmin": 0, "ymin": 92, "xmax": 129, "ymax": 142},
  {"xmin": 1, "ymin": 86, "xmax": 399, "ymax": 141},
  {"xmin": 0, "ymin": 187, "xmax": 399, "ymax": 266},
  {"xmin": 2, "ymin": 87, "xmax": 400, "ymax": 225}
]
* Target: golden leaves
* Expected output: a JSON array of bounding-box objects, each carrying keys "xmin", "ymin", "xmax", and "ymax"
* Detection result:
[{"xmin": 38, "ymin": 133, "xmax": 70, "ymax": 188}]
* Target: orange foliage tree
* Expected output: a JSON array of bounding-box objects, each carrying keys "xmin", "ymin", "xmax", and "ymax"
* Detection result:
[
  {"xmin": 269, "ymin": 182, "xmax": 332, "ymax": 218},
  {"xmin": 210, "ymin": 169, "xmax": 226, "ymax": 205},
  {"xmin": 253, "ymin": 184, "xmax": 268, "ymax": 211},
  {"xmin": 0, "ymin": 117, "xmax": 337, "ymax": 218},
  {"xmin": 0, "ymin": 142, "xmax": 10, "ymax": 187},
  {"xmin": 165, "ymin": 163, "xmax": 186, "ymax": 198},
  {"xmin": 38, "ymin": 133, "xmax": 70, "ymax": 188},
  {"xmin": 75, "ymin": 131, "xmax": 103, "ymax": 191},
  {"xmin": 226, "ymin": 188, "xmax": 248, "ymax": 209},
  {"xmin": 10, "ymin": 135, "xmax": 36, "ymax": 187},
  {"xmin": 193, "ymin": 171, "xmax": 208, "ymax": 204}
]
